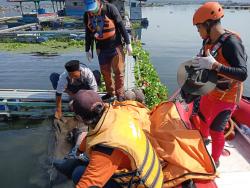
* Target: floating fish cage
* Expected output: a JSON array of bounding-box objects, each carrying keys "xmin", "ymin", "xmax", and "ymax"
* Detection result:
[
  {"xmin": 0, "ymin": 30, "xmax": 85, "ymax": 43},
  {"xmin": 0, "ymin": 89, "xmax": 107, "ymax": 120},
  {"xmin": 0, "ymin": 89, "xmax": 71, "ymax": 119}
]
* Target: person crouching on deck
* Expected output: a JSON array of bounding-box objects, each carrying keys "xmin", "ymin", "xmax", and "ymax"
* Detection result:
[
  {"xmin": 50, "ymin": 60, "xmax": 99, "ymax": 119},
  {"xmin": 57, "ymin": 90, "xmax": 163, "ymax": 188}
]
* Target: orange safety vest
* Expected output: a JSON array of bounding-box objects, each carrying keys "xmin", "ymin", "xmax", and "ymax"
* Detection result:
[
  {"xmin": 199, "ymin": 32, "xmax": 243, "ymax": 104},
  {"xmin": 87, "ymin": 4, "xmax": 116, "ymax": 41},
  {"xmin": 86, "ymin": 101, "xmax": 163, "ymax": 188}
]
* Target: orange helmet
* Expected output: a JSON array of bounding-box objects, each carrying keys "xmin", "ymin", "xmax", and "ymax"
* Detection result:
[{"xmin": 193, "ymin": 2, "xmax": 224, "ymax": 25}]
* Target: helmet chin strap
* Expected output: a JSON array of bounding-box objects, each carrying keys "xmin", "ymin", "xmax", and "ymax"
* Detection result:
[
  {"xmin": 203, "ymin": 22, "xmax": 212, "ymax": 38},
  {"xmin": 91, "ymin": 1, "xmax": 102, "ymax": 15},
  {"xmin": 92, "ymin": 5, "xmax": 99, "ymax": 14},
  {"xmin": 204, "ymin": 20, "xmax": 220, "ymax": 40}
]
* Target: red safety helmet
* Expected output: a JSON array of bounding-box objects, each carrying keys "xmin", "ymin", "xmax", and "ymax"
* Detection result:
[{"xmin": 193, "ymin": 2, "xmax": 224, "ymax": 25}]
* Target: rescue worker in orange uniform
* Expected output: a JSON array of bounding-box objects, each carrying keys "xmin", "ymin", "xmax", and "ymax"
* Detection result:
[
  {"xmin": 59, "ymin": 90, "xmax": 163, "ymax": 188},
  {"xmin": 84, "ymin": 0, "xmax": 133, "ymax": 102},
  {"xmin": 192, "ymin": 2, "xmax": 248, "ymax": 167}
]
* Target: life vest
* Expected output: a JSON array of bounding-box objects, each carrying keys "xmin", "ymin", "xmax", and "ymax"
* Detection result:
[
  {"xmin": 199, "ymin": 31, "xmax": 244, "ymax": 104},
  {"xmin": 85, "ymin": 101, "xmax": 163, "ymax": 188},
  {"xmin": 87, "ymin": 3, "xmax": 116, "ymax": 41},
  {"xmin": 66, "ymin": 66, "xmax": 91, "ymax": 94}
]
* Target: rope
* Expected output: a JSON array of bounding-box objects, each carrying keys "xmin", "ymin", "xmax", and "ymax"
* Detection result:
[{"xmin": 224, "ymin": 119, "xmax": 235, "ymax": 139}]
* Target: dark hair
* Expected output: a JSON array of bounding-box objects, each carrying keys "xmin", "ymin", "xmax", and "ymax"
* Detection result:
[
  {"xmin": 203, "ymin": 19, "xmax": 221, "ymax": 34},
  {"xmin": 65, "ymin": 60, "xmax": 80, "ymax": 72},
  {"xmin": 82, "ymin": 104, "xmax": 105, "ymax": 126}
]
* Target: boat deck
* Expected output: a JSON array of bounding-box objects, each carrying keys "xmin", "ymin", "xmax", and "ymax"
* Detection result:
[{"xmin": 209, "ymin": 131, "xmax": 250, "ymax": 187}]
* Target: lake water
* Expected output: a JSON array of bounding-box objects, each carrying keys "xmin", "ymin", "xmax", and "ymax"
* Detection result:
[
  {"xmin": 141, "ymin": 5, "xmax": 250, "ymax": 96},
  {"xmin": 0, "ymin": 4, "xmax": 250, "ymax": 187}
]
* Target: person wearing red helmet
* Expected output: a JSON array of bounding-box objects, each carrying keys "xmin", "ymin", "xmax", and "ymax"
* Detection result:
[{"xmin": 192, "ymin": 2, "xmax": 248, "ymax": 167}]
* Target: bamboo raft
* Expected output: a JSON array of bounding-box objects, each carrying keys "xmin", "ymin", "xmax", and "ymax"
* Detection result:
[
  {"xmin": 0, "ymin": 89, "xmax": 70, "ymax": 117},
  {"xmin": 0, "ymin": 16, "xmax": 22, "ymax": 23},
  {"xmin": 0, "ymin": 23, "xmax": 39, "ymax": 33}
]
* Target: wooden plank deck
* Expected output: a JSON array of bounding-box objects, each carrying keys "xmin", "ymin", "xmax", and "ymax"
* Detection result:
[
  {"xmin": 0, "ymin": 23, "xmax": 39, "ymax": 33},
  {"xmin": 0, "ymin": 16, "xmax": 22, "ymax": 23},
  {"xmin": 0, "ymin": 89, "xmax": 69, "ymax": 101},
  {"xmin": 124, "ymin": 55, "xmax": 136, "ymax": 90}
]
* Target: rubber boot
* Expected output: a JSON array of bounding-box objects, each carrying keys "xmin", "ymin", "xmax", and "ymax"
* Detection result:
[
  {"xmin": 197, "ymin": 113, "xmax": 210, "ymax": 138},
  {"xmin": 210, "ymin": 130, "xmax": 225, "ymax": 166}
]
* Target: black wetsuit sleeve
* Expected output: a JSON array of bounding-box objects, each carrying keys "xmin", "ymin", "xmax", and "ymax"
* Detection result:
[
  {"xmin": 84, "ymin": 13, "xmax": 92, "ymax": 52},
  {"xmin": 219, "ymin": 35, "xmax": 248, "ymax": 81},
  {"xmin": 107, "ymin": 3, "xmax": 130, "ymax": 44}
]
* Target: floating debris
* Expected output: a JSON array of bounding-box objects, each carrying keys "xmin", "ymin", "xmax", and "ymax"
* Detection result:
[{"xmin": 30, "ymin": 51, "xmax": 59, "ymax": 57}]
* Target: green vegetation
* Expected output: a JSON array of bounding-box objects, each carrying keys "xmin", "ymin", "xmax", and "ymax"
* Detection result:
[
  {"xmin": 97, "ymin": 75, "xmax": 106, "ymax": 93},
  {"xmin": 133, "ymin": 41, "xmax": 168, "ymax": 109},
  {"xmin": 0, "ymin": 39, "xmax": 84, "ymax": 54},
  {"xmin": 131, "ymin": 21, "xmax": 142, "ymax": 30}
]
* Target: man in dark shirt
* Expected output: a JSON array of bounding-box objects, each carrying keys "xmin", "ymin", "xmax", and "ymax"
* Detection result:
[
  {"xmin": 84, "ymin": 0, "xmax": 132, "ymax": 102},
  {"xmin": 192, "ymin": 2, "xmax": 248, "ymax": 167}
]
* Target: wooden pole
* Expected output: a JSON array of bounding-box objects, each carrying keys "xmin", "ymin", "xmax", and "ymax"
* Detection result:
[
  {"xmin": 34, "ymin": 1, "xmax": 38, "ymax": 13},
  {"xmin": 56, "ymin": 1, "xmax": 59, "ymax": 12},
  {"xmin": 51, "ymin": 0, "xmax": 56, "ymax": 12},
  {"xmin": 37, "ymin": 1, "xmax": 41, "ymax": 9},
  {"xmin": 19, "ymin": 2, "xmax": 24, "ymax": 16}
]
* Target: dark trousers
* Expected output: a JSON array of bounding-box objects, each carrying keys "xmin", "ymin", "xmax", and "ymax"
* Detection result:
[
  {"xmin": 50, "ymin": 72, "xmax": 60, "ymax": 90},
  {"xmin": 54, "ymin": 154, "xmax": 121, "ymax": 188},
  {"xmin": 98, "ymin": 46, "xmax": 125, "ymax": 98}
]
